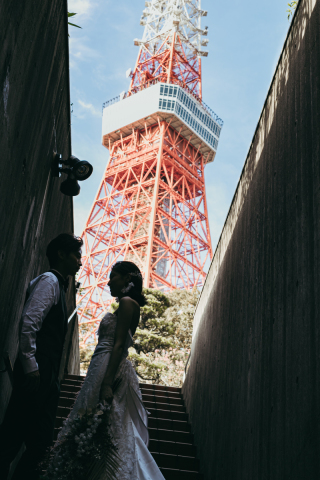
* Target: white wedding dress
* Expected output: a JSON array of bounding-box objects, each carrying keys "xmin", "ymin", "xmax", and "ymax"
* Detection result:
[{"xmin": 59, "ymin": 312, "xmax": 165, "ymax": 480}]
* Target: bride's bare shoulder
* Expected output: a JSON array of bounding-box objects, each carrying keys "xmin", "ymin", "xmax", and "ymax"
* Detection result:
[{"xmin": 119, "ymin": 296, "xmax": 140, "ymax": 308}]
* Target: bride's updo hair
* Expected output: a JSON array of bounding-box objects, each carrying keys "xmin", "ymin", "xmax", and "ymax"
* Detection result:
[{"xmin": 111, "ymin": 261, "xmax": 147, "ymax": 307}]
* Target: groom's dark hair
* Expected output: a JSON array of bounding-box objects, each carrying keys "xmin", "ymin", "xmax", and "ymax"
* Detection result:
[{"xmin": 46, "ymin": 234, "xmax": 83, "ymax": 267}]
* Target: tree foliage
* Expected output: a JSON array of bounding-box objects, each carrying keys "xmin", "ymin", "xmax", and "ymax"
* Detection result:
[
  {"xmin": 79, "ymin": 288, "xmax": 199, "ymax": 386},
  {"xmin": 68, "ymin": 12, "xmax": 81, "ymax": 35},
  {"xmin": 287, "ymin": 1, "xmax": 298, "ymax": 19},
  {"xmin": 128, "ymin": 288, "xmax": 198, "ymax": 386}
]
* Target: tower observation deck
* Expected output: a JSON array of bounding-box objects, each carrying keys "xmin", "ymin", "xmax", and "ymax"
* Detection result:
[{"xmin": 77, "ymin": 0, "xmax": 223, "ymax": 345}]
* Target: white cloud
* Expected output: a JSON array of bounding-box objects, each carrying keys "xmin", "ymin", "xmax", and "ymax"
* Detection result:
[
  {"xmin": 68, "ymin": 0, "xmax": 94, "ymax": 19},
  {"xmin": 69, "ymin": 37, "xmax": 100, "ymax": 61},
  {"xmin": 67, "ymin": 1, "xmax": 100, "ymax": 69},
  {"xmin": 78, "ymin": 99, "xmax": 101, "ymax": 117},
  {"xmin": 69, "ymin": 36, "xmax": 101, "ymax": 70}
]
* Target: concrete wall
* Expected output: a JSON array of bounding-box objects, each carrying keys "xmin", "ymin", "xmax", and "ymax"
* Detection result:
[
  {"xmin": 0, "ymin": 0, "xmax": 80, "ymax": 420},
  {"xmin": 182, "ymin": 0, "xmax": 320, "ymax": 478}
]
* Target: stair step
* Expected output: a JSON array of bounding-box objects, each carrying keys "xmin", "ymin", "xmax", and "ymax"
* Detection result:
[
  {"xmin": 149, "ymin": 417, "xmax": 190, "ymax": 432},
  {"xmin": 149, "ymin": 439, "xmax": 196, "ymax": 457},
  {"xmin": 63, "ymin": 375, "xmax": 181, "ymax": 393},
  {"xmin": 147, "ymin": 407, "xmax": 188, "ymax": 422},
  {"xmin": 54, "ymin": 424, "xmax": 193, "ymax": 445},
  {"xmin": 140, "ymin": 383, "xmax": 181, "ymax": 393},
  {"xmin": 60, "ymin": 380, "xmax": 83, "ymax": 390},
  {"xmin": 141, "ymin": 388, "xmax": 182, "ymax": 399},
  {"xmin": 60, "ymin": 382, "xmax": 182, "ymax": 398},
  {"xmin": 56, "ymin": 405, "xmax": 72, "ymax": 417},
  {"xmin": 60, "ymin": 385, "xmax": 80, "ymax": 398},
  {"xmin": 139, "ymin": 384, "xmax": 181, "ymax": 399},
  {"xmin": 58, "ymin": 388, "xmax": 186, "ymax": 409},
  {"xmin": 60, "ymin": 384, "xmax": 82, "ymax": 394},
  {"xmin": 55, "ymin": 417, "xmax": 66, "ymax": 429},
  {"xmin": 151, "ymin": 452, "xmax": 199, "ymax": 471},
  {"xmin": 160, "ymin": 468, "xmax": 203, "ymax": 480},
  {"xmin": 64, "ymin": 374, "xmax": 84, "ymax": 382},
  {"xmin": 55, "ymin": 415, "xmax": 190, "ymax": 433},
  {"xmin": 56, "ymin": 405, "xmax": 187, "ymax": 422},
  {"xmin": 56, "ymin": 376, "xmax": 202, "ymax": 479},
  {"xmin": 58, "ymin": 396, "xmax": 77, "ymax": 408},
  {"xmin": 148, "ymin": 428, "xmax": 193, "ymax": 443},
  {"xmin": 144, "ymin": 400, "xmax": 186, "ymax": 413},
  {"xmin": 142, "ymin": 393, "xmax": 184, "ymax": 406}
]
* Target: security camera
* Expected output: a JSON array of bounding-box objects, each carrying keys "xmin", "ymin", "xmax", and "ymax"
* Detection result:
[{"xmin": 52, "ymin": 153, "xmax": 93, "ymax": 196}]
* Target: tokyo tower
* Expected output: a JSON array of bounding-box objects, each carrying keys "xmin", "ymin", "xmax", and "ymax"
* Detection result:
[{"xmin": 77, "ymin": 0, "xmax": 223, "ymax": 344}]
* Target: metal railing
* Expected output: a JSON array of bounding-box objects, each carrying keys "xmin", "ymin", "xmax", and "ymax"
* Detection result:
[
  {"xmin": 102, "ymin": 78, "xmax": 161, "ymax": 110},
  {"xmin": 202, "ymin": 101, "xmax": 224, "ymax": 126},
  {"xmin": 102, "ymin": 95, "xmax": 121, "ymax": 110},
  {"xmin": 102, "ymin": 78, "xmax": 223, "ymax": 126}
]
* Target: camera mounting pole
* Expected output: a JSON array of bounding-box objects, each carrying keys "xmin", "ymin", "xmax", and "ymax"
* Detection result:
[{"xmin": 52, "ymin": 152, "xmax": 63, "ymax": 177}]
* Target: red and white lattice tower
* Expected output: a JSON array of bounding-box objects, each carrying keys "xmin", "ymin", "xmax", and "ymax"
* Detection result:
[{"xmin": 77, "ymin": 0, "xmax": 223, "ymax": 345}]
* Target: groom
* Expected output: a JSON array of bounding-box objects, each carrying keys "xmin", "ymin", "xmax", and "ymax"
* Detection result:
[{"xmin": 0, "ymin": 233, "xmax": 83, "ymax": 480}]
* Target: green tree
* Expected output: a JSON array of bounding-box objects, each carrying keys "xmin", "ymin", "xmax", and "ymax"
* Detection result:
[
  {"xmin": 287, "ymin": 1, "xmax": 297, "ymax": 19},
  {"xmin": 121, "ymin": 288, "xmax": 198, "ymax": 386},
  {"xmin": 68, "ymin": 12, "xmax": 81, "ymax": 35},
  {"xmin": 78, "ymin": 286, "xmax": 96, "ymax": 374},
  {"xmin": 79, "ymin": 288, "xmax": 199, "ymax": 386},
  {"xmin": 79, "ymin": 317, "xmax": 95, "ymax": 374}
]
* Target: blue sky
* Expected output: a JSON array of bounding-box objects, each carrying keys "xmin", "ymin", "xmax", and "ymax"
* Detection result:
[{"xmin": 68, "ymin": 0, "xmax": 292, "ymax": 252}]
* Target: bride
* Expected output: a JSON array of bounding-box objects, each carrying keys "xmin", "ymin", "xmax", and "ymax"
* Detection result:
[{"xmin": 53, "ymin": 261, "xmax": 165, "ymax": 479}]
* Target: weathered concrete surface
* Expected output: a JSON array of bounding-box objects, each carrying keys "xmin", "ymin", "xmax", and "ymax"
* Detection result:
[
  {"xmin": 182, "ymin": 0, "xmax": 320, "ymax": 478},
  {"xmin": 0, "ymin": 1, "xmax": 80, "ymax": 421}
]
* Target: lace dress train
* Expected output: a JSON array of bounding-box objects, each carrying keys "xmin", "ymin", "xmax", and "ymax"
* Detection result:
[{"xmin": 57, "ymin": 312, "xmax": 165, "ymax": 480}]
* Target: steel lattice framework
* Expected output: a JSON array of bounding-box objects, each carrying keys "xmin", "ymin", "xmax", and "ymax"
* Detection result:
[
  {"xmin": 131, "ymin": 0, "xmax": 208, "ymax": 98},
  {"xmin": 77, "ymin": 0, "xmax": 223, "ymax": 345}
]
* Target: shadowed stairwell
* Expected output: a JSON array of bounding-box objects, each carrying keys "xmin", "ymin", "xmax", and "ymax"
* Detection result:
[{"xmin": 54, "ymin": 374, "xmax": 203, "ymax": 480}]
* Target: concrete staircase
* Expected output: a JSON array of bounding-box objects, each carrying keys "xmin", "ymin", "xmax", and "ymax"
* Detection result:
[{"xmin": 55, "ymin": 374, "xmax": 203, "ymax": 480}]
